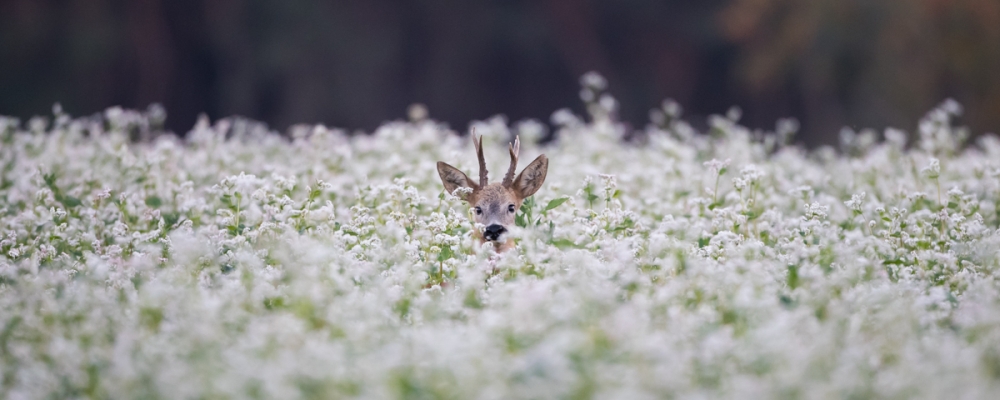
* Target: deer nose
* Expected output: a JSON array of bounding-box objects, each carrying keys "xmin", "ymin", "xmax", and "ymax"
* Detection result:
[{"xmin": 484, "ymin": 224, "xmax": 506, "ymax": 241}]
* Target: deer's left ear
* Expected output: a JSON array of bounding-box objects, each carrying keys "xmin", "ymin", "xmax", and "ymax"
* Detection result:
[{"xmin": 513, "ymin": 154, "xmax": 548, "ymax": 198}]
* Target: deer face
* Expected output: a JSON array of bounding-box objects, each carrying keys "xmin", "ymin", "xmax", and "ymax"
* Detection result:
[{"xmin": 437, "ymin": 134, "xmax": 548, "ymax": 251}]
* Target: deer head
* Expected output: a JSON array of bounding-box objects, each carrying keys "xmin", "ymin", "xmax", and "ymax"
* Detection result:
[{"xmin": 437, "ymin": 133, "xmax": 548, "ymax": 252}]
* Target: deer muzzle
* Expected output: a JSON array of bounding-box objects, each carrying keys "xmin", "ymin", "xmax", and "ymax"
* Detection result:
[{"xmin": 483, "ymin": 224, "xmax": 506, "ymax": 241}]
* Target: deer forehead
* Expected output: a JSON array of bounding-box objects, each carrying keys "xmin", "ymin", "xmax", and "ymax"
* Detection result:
[{"xmin": 472, "ymin": 184, "xmax": 519, "ymax": 207}]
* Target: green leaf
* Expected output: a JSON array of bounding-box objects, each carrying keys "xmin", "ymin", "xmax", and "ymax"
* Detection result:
[
  {"xmin": 61, "ymin": 195, "xmax": 82, "ymax": 208},
  {"xmin": 145, "ymin": 196, "xmax": 162, "ymax": 208},
  {"xmin": 550, "ymin": 238, "xmax": 580, "ymax": 249},
  {"xmin": 779, "ymin": 294, "xmax": 795, "ymax": 308},
  {"xmin": 438, "ymin": 245, "xmax": 454, "ymax": 261},
  {"xmin": 517, "ymin": 199, "xmax": 534, "ymax": 228},
  {"xmin": 544, "ymin": 197, "xmax": 568, "ymax": 211},
  {"xmin": 263, "ymin": 297, "xmax": 286, "ymax": 310},
  {"xmin": 787, "ymin": 264, "xmax": 799, "ymax": 289},
  {"xmin": 515, "ymin": 211, "xmax": 527, "ymax": 228},
  {"xmin": 227, "ymin": 223, "xmax": 247, "ymax": 236},
  {"xmin": 463, "ymin": 290, "xmax": 483, "ymax": 309},
  {"xmin": 43, "ymin": 173, "xmax": 57, "ymax": 188},
  {"xmin": 162, "ymin": 212, "xmax": 180, "ymax": 227},
  {"xmin": 139, "ymin": 307, "xmax": 164, "ymax": 331}
]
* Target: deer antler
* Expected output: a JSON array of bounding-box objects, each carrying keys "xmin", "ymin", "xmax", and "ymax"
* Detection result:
[
  {"xmin": 471, "ymin": 129, "xmax": 488, "ymax": 187},
  {"xmin": 502, "ymin": 135, "xmax": 520, "ymax": 187}
]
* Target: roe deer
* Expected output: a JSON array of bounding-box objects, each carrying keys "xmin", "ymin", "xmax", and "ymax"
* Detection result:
[{"xmin": 437, "ymin": 133, "xmax": 548, "ymax": 252}]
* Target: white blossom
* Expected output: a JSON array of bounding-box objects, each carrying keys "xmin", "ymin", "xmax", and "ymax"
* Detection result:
[{"xmin": 0, "ymin": 92, "xmax": 998, "ymax": 399}]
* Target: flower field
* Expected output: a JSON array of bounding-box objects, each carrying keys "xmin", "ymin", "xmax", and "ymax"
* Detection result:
[{"xmin": 2, "ymin": 93, "xmax": 1000, "ymax": 398}]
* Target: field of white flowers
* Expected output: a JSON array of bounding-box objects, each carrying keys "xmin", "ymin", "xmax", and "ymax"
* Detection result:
[{"xmin": 2, "ymin": 80, "xmax": 1000, "ymax": 398}]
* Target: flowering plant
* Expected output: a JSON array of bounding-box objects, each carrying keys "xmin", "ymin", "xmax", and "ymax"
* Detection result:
[{"xmin": 1, "ymin": 90, "xmax": 998, "ymax": 398}]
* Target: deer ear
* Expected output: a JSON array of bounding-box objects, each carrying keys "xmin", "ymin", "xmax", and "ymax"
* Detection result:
[
  {"xmin": 437, "ymin": 162, "xmax": 478, "ymax": 200},
  {"xmin": 512, "ymin": 155, "xmax": 548, "ymax": 199}
]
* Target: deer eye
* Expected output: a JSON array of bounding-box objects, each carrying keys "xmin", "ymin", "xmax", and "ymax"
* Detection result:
[
  {"xmin": 475, "ymin": 207, "xmax": 483, "ymax": 215},
  {"xmin": 508, "ymin": 204, "xmax": 516, "ymax": 213}
]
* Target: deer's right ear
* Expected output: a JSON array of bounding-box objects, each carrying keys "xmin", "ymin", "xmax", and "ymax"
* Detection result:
[{"xmin": 437, "ymin": 162, "xmax": 478, "ymax": 200}]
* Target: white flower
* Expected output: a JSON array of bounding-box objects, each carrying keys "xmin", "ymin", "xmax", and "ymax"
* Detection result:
[
  {"xmin": 922, "ymin": 158, "xmax": 941, "ymax": 178},
  {"xmin": 580, "ymin": 71, "xmax": 608, "ymax": 90},
  {"xmin": 703, "ymin": 158, "xmax": 731, "ymax": 174},
  {"xmin": 845, "ymin": 192, "xmax": 866, "ymax": 212},
  {"xmin": 551, "ymin": 108, "xmax": 580, "ymax": 127},
  {"xmin": 0, "ymin": 89, "xmax": 996, "ymax": 399}
]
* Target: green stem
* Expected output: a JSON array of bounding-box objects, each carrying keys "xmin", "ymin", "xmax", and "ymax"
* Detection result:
[
  {"xmin": 713, "ymin": 175, "xmax": 720, "ymax": 205},
  {"xmin": 936, "ymin": 179, "xmax": 942, "ymax": 209},
  {"xmin": 234, "ymin": 193, "xmax": 241, "ymax": 235}
]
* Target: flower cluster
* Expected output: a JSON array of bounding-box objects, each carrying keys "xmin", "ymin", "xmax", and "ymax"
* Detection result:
[{"xmin": 1, "ymin": 85, "xmax": 999, "ymax": 398}]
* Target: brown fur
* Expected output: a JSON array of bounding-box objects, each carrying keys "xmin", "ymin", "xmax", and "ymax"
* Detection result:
[{"xmin": 437, "ymin": 135, "xmax": 548, "ymax": 252}]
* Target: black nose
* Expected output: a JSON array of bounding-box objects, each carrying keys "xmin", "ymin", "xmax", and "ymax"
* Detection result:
[{"xmin": 484, "ymin": 224, "xmax": 506, "ymax": 240}]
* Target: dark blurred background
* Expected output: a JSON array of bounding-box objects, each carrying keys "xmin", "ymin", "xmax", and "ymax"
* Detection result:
[{"xmin": 1, "ymin": 0, "xmax": 998, "ymax": 146}]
